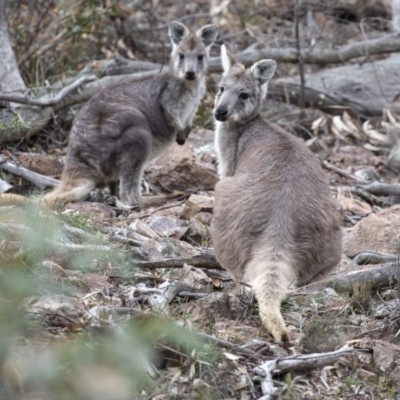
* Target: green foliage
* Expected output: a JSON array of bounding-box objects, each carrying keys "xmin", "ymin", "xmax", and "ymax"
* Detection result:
[
  {"xmin": 8, "ymin": 0, "xmax": 122, "ymax": 86},
  {"xmin": 0, "ymin": 113, "xmax": 31, "ymax": 141},
  {"xmin": 0, "ymin": 206, "xmax": 212, "ymax": 399}
]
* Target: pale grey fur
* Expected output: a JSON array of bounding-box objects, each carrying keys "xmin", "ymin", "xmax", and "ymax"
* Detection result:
[
  {"xmin": 39, "ymin": 21, "xmax": 218, "ymax": 210},
  {"xmin": 211, "ymin": 45, "xmax": 342, "ymax": 342}
]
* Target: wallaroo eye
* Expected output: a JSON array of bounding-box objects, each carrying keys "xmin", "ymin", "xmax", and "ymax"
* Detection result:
[
  {"xmin": 197, "ymin": 54, "xmax": 204, "ymax": 61},
  {"xmin": 239, "ymin": 93, "xmax": 250, "ymax": 100},
  {"xmin": 179, "ymin": 53, "xmax": 185, "ymax": 60},
  {"xmin": 218, "ymin": 86, "xmax": 224, "ymax": 93}
]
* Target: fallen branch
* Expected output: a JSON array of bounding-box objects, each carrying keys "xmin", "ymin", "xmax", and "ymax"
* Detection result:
[
  {"xmin": 0, "ymin": 155, "xmax": 59, "ymax": 189},
  {"xmin": 269, "ymin": 82, "xmax": 372, "ymax": 117},
  {"xmin": 254, "ymin": 345, "xmax": 361, "ymax": 400},
  {"xmin": 300, "ymin": 261, "xmax": 399, "ymax": 293},
  {"xmin": 210, "ymin": 33, "xmax": 400, "ymax": 71},
  {"xmin": 0, "ymin": 75, "xmax": 96, "ymax": 106},
  {"xmin": 134, "ymin": 250, "xmax": 222, "ymax": 270},
  {"xmin": 338, "ymin": 186, "xmax": 382, "ymax": 206},
  {"xmin": 322, "ymin": 160, "xmax": 366, "ymax": 183},
  {"xmin": 359, "ymin": 181, "xmax": 400, "ymax": 197},
  {"xmin": 195, "ymin": 331, "xmax": 255, "ymax": 357},
  {"xmin": 354, "ymin": 251, "xmax": 399, "ymax": 265}
]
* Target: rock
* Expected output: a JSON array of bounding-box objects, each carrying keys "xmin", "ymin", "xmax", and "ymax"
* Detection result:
[
  {"xmin": 137, "ymin": 237, "xmax": 197, "ymax": 261},
  {"xmin": 184, "ymin": 217, "xmax": 209, "ymax": 245},
  {"xmin": 181, "ymin": 264, "xmax": 211, "ymax": 289},
  {"xmin": 23, "ymin": 294, "xmax": 85, "ymax": 323},
  {"xmin": 343, "ymin": 205, "xmax": 400, "ymax": 258},
  {"xmin": 129, "ymin": 219, "xmax": 159, "ymax": 239},
  {"xmin": 373, "ymin": 340, "xmax": 400, "ymax": 373},
  {"xmin": 0, "ymin": 178, "xmax": 12, "ymax": 193},
  {"xmin": 81, "ymin": 273, "xmax": 113, "ymax": 291},
  {"xmin": 300, "ymin": 314, "xmax": 359, "ymax": 353},
  {"xmin": 373, "ymin": 299, "xmax": 399, "ymax": 318},
  {"xmin": 338, "ymin": 195, "xmax": 372, "ymax": 217},
  {"xmin": 328, "ymin": 145, "xmax": 381, "ymax": 167},
  {"xmin": 196, "ymin": 211, "xmax": 213, "ymax": 226},
  {"xmin": 151, "ymin": 205, "xmax": 184, "ymax": 218},
  {"xmin": 146, "ymin": 143, "xmax": 218, "ymax": 192},
  {"xmin": 181, "ymin": 194, "xmax": 214, "ymax": 220},
  {"xmin": 390, "ymin": 366, "xmax": 400, "ymax": 390},
  {"xmin": 64, "ymin": 202, "xmax": 116, "ymax": 219},
  {"xmin": 147, "ymin": 216, "xmax": 188, "ymax": 240},
  {"xmin": 353, "ymin": 167, "xmax": 381, "ymax": 182},
  {"xmin": 17, "ymin": 152, "xmax": 63, "ymax": 176},
  {"xmin": 356, "ymin": 369, "xmax": 379, "ymax": 384},
  {"xmin": 42, "ymin": 260, "xmax": 67, "ymax": 277}
]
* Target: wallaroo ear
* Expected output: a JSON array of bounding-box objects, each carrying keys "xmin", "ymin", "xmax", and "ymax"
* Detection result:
[
  {"xmin": 250, "ymin": 59, "xmax": 277, "ymax": 85},
  {"xmin": 196, "ymin": 24, "xmax": 219, "ymax": 47},
  {"xmin": 221, "ymin": 44, "xmax": 238, "ymax": 75},
  {"xmin": 169, "ymin": 21, "xmax": 189, "ymax": 46}
]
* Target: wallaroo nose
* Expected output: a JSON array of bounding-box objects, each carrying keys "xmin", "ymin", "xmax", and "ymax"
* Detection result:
[
  {"xmin": 185, "ymin": 71, "xmax": 195, "ymax": 80},
  {"xmin": 215, "ymin": 108, "xmax": 228, "ymax": 121}
]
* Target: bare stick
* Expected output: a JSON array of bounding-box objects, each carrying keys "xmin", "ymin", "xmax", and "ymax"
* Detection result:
[
  {"xmin": 0, "ymin": 155, "xmax": 59, "ymax": 189},
  {"xmin": 322, "ymin": 160, "xmax": 366, "ymax": 183},
  {"xmin": 299, "ymin": 261, "xmax": 399, "ymax": 294},
  {"xmin": 133, "ymin": 250, "xmax": 222, "ymax": 270},
  {"xmin": 208, "ymin": 33, "xmax": 400, "ymax": 72},
  {"xmin": 359, "ymin": 181, "xmax": 400, "ymax": 197},
  {"xmin": 354, "ymin": 251, "xmax": 398, "ymax": 265},
  {"xmin": 0, "ymin": 75, "xmax": 96, "ymax": 106},
  {"xmin": 138, "ymin": 199, "xmax": 186, "ymax": 219},
  {"xmin": 254, "ymin": 345, "xmax": 360, "ymax": 399}
]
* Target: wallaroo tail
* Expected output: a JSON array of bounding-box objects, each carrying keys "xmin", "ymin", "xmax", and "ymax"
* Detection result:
[
  {"xmin": 0, "ymin": 21, "xmax": 218, "ymax": 210},
  {"xmin": 211, "ymin": 45, "xmax": 342, "ymax": 342}
]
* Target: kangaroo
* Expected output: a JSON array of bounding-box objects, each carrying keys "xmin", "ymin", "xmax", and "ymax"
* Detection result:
[
  {"xmin": 211, "ymin": 45, "xmax": 342, "ymax": 342},
  {"xmin": 0, "ymin": 21, "xmax": 218, "ymax": 210}
]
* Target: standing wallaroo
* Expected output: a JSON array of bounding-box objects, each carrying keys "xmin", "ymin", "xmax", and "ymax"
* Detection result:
[
  {"xmin": 0, "ymin": 21, "xmax": 218, "ymax": 210},
  {"xmin": 211, "ymin": 45, "xmax": 342, "ymax": 342}
]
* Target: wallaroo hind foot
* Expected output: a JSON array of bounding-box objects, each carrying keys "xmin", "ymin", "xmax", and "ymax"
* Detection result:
[{"xmin": 260, "ymin": 310, "xmax": 291, "ymax": 342}]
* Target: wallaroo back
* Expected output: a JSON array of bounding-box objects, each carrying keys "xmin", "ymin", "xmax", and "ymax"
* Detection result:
[
  {"xmin": 0, "ymin": 21, "xmax": 218, "ymax": 210},
  {"xmin": 211, "ymin": 45, "xmax": 342, "ymax": 342}
]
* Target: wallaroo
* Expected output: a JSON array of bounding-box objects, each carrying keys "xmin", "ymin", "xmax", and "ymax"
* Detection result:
[
  {"xmin": 0, "ymin": 21, "xmax": 218, "ymax": 210},
  {"xmin": 211, "ymin": 45, "xmax": 342, "ymax": 342}
]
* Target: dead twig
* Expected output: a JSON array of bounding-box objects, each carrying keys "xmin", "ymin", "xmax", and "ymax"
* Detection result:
[
  {"xmin": 354, "ymin": 251, "xmax": 398, "ymax": 265},
  {"xmin": 359, "ymin": 181, "xmax": 400, "ymax": 197},
  {"xmin": 254, "ymin": 345, "xmax": 362, "ymax": 400},
  {"xmin": 138, "ymin": 199, "xmax": 186, "ymax": 219},
  {"xmin": 298, "ymin": 261, "xmax": 400, "ymax": 294},
  {"xmin": 209, "ymin": 32, "xmax": 400, "ymax": 71},
  {"xmin": 133, "ymin": 250, "xmax": 222, "ymax": 270},
  {"xmin": 0, "ymin": 155, "xmax": 59, "ymax": 189},
  {"xmin": 322, "ymin": 160, "xmax": 367, "ymax": 183},
  {"xmin": 0, "ymin": 75, "xmax": 96, "ymax": 106}
]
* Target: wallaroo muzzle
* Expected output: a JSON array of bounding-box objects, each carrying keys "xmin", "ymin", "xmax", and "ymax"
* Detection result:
[
  {"xmin": 185, "ymin": 71, "xmax": 196, "ymax": 80},
  {"xmin": 215, "ymin": 107, "xmax": 229, "ymax": 121}
]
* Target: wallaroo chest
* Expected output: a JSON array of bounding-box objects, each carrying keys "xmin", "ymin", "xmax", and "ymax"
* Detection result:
[{"xmin": 165, "ymin": 77, "xmax": 206, "ymax": 130}]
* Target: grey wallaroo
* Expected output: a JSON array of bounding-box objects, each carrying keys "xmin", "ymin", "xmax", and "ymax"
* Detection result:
[
  {"xmin": 0, "ymin": 21, "xmax": 218, "ymax": 210},
  {"xmin": 211, "ymin": 45, "xmax": 342, "ymax": 342}
]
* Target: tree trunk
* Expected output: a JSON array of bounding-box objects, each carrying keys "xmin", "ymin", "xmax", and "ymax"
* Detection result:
[
  {"xmin": 392, "ymin": 0, "xmax": 400, "ymax": 31},
  {"xmin": 0, "ymin": 0, "xmax": 26, "ymax": 93}
]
